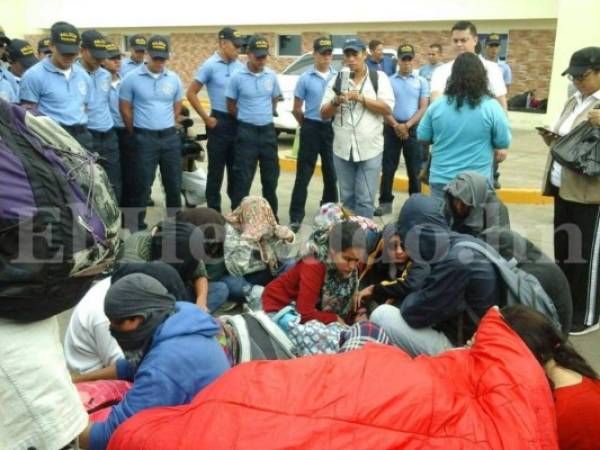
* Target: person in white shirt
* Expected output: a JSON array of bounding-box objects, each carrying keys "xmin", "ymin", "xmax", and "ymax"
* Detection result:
[
  {"xmin": 64, "ymin": 277, "xmax": 123, "ymax": 374},
  {"xmin": 430, "ymin": 21, "xmax": 507, "ymax": 110},
  {"xmin": 320, "ymin": 37, "xmax": 395, "ymax": 218}
]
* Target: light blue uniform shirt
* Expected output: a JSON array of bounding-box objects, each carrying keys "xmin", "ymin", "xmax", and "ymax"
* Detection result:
[
  {"xmin": 225, "ymin": 65, "xmax": 281, "ymax": 126},
  {"xmin": 294, "ymin": 66, "xmax": 337, "ymax": 122},
  {"xmin": 119, "ymin": 57, "xmax": 144, "ymax": 77},
  {"xmin": 119, "ymin": 64, "xmax": 184, "ymax": 130},
  {"xmin": 109, "ymin": 77, "xmax": 124, "ymax": 128},
  {"xmin": 498, "ymin": 61, "xmax": 512, "ymax": 86},
  {"xmin": 20, "ymin": 56, "xmax": 92, "ymax": 125},
  {"xmin": 0, "ymin": 68, "xmax": 18, "ymax": 103},
  {"xmin": 417, "ymin": 95, "xmax": 511, "ymax": 185},
  {"xmin": 389, "ymin": 72, "xmax": 430, "ymax": 122},
  {"xmin": 79, "ymin": 62, "xmax": 113, "ymax": 131},
  {"xmin": 194, "ymin": 52, "xmax": 244, "ymax": 113},
  {"xmin": 418, "ymin": 63, "xmax": 443, "ymax": 84}
]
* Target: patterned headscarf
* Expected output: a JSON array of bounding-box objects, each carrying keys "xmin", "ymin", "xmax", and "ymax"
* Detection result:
[{"xmin": 224, "ymin": 196, "xmax": 293, "ymax": 272}]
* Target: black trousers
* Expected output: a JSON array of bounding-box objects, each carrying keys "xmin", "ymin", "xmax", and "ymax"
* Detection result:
[
  {"xmin": 379, "ymin": 124, "xmax": 423, "ymax": 203},
  {"xmin": 206, "ymin": 111, "xmax": 237, "ymax": 212},
  {"xmin": 231, "ymin": 122, "xmax": 280, "ymax": 215},
  {"xmin": 289, "ymin": 119, "xmax": 337, "ymax": 223},
  {"xmin": 90, "ymin": 128, "xmax": 122, "ymax": 204},
  {"xmin": 554, "ymin": 195, "xmax": 600, "ymax": 327},
  {"xmin": 61, "ymin": 124, "xmax": 93, "ymax": 150}
]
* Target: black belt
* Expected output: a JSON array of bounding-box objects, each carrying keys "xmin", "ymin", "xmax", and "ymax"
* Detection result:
[
  {"xmin": 211, "ymin": 110, "xmax": 235, "ymax": 119},
  {"xmin": 60, "ymin": 124, "xmax": 88, "ymax": 133},
  {"xmin": 89, "ymin": 129, "xmax": 113, "ymax": 136},
  {"xmin": 303, "ymin": 118, "xmax": 332, "ymax": 126},
  {"xmin": 133, "ymin": 127, "xmax": 176, "ymax": 137}
]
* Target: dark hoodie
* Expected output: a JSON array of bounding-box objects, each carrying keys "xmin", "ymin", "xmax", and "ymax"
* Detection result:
[
  {"xmin": 397, "ymin": 194, "xmax": 501, "ymax": 344},
  {"xmin": 443, "ymin": 171, "xmax": 510, "ymax": 236}
]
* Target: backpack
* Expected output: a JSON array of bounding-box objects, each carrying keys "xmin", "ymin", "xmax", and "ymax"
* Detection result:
[
  {"xmin": 0, "ymin": 100, "xmax": 121, "ymax": 322},
  {"xmin": 220, "ymin": 310, "xmax": 295, "ymax": 365},
  {"xmin": 455, "ymin": 240, "xmax": 562, "ymax": 331},
  {"xmin": 333, "ymin": 68, "xmax": 379, "ymax": 96}
]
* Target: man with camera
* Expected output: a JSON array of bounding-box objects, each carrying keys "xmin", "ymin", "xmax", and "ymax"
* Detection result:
[{"xmin": 320, "ymin": 37, "xmax": 395, "ymax": 218}]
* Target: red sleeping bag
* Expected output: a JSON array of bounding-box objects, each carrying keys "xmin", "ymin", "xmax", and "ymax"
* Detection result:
[{"xmin": 108, "ymin": 309, "xmax": 558, "ymax": 450}]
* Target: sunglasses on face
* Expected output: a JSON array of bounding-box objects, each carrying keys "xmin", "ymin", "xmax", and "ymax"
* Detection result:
[
  {"xmin": 567, "ymin": 69, "xmax": 592, "ymax": 82},
  {"xmin": 401, "ymin": 56, "xmax": 413, "ymax": 61}
]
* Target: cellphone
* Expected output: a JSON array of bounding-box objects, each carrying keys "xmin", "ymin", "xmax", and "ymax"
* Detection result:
[{"xmin": 535, "ymin": 126, "xmax": 558, "ymax": 136}]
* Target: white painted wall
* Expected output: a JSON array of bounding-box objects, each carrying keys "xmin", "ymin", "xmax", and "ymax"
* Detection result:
[{"xmin": 2, "ymin": 0, "xmax": 558, "ymax": 35}]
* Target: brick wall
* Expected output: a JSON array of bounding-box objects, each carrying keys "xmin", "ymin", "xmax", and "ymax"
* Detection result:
[{"xmin": 24, "ymin": 27, "xmax": 557, "ymax": 101}]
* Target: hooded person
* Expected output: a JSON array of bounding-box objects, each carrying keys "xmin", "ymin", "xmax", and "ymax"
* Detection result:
[
  {"xmin": 357, "ymin": 223, "xmax": 430, "ymax": 311},
  {"xmin": 370, "ymin": 194, "xmax": 501, "ymax": 356},
  {"xmin": 64, "ymin": 261, "xmax": 188, "ymax": 375},
  {"xmin": 78, "ymin": 273, "xmax": 230, "ymax": 450},
  {"xmin": 443, "ymin": 171, "xmax": 510, "ymax": 236},
  {"xmin": 480, "ymin": 226, "xmax": 573, "ymax": 333}
]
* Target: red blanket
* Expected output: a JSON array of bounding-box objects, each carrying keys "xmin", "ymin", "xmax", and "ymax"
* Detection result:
[{"xmin": 109, "ymin": 309, "xmax": 558, "ymax": 450}]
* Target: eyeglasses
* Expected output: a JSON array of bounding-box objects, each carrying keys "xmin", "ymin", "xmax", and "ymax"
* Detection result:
[
  {"xmin": 567, "ymin": 69, "xmax": 592, "ymax": 82},
  {"xmin": 401, "ymin": 56, "xmax": 413, "ymax": 61}
]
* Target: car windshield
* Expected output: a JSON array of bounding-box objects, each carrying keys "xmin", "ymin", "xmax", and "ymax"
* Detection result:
[{"xmin": 282, "ymin": 54, "xmax": 345, "ymax": 75}]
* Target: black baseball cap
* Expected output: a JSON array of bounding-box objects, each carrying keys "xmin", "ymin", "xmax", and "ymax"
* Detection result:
[
  {"xmin": 129, "ymin": 34, "xmax": 147, "ymax": 52},
  {"xmin": 105, "ymin": 42, "xmax": 122, "ymax": 59},
  {"xmin": 487, "ymin": 33, "xmax": 501, "ymax": 46},
  {"xmin": 37, "ymin": 37, "xmax": 52, "ymax": 54},
  {"xmin": 247, "ymin": 35, "xmax": 269, "ymax": 57},
  {"xmin": 6, "ymin": 39, "xmax": 38, "ymax": 69},
  {"xmin": 50, "ymin": 21, "xmax": 80, "ymax": 55},
  {"xmin": 218, "ymin": 27, "xmax": 245, "ymax": 47},
  {"xmin": 147, "ymin": 35, "xmax": 170, "ymax": 59},
  {"xmin": 313, "ymin": 36, "xmax": 333, "ymax": 54},
  {"xmin": 81, "ymin": 30, "xmax": 108, "ymax": 59},
  {"xmin": 0, "ymin": 26, "xmax": 10, "ymax": 45},
  {"xmin": 343, "ymin": 37, "xmax": 366, "ymax": 53},
  {"xmin": 397, "ymin": 44, "xmax": 415, "ymax": 59},
  {"xmin": 562, "ymin": 47, "xmax": 600, "ymax": 77}
]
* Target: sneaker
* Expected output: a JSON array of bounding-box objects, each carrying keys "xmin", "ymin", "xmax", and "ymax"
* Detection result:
[
  {"xmin": 374, "ymin": 203, "xmax": 392, "ymax": 217},
  {"xmin": 569, "ymin": 322, "xmax": 600, "ymax": 336},
  {"xmin": 290, "ymin": 222, "xmax": 301, "ymax": 234},
  {"xmin": 493, "ymin": 180, "xmax": 501, "ymax": 189}
]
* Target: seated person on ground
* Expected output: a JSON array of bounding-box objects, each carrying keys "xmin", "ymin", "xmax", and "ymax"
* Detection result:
[
  {"xmin": 262, "ymin": 221, "xmax": 366, "ymax": 325},
  {"xmin": 64, "ymin": 261, "xmax": 187, "ymax": 374},
  {"xmin": 371, "ymin": 194, "xmax": 501, "ymax": 356},
  {"xmin": 356, "ymin": 223, "xmax": 429, "ymax": 312},
  {"xmin": 503, "ymin": 305, "xmax": 600, "ymax": 450},
  {"xmin": 224, "ymin": 196, "xmax": 296, "ymax": 286},
  {"xmin": 443, "ymin": 171, "xmax": 510, "ymax": 236},
  {"xmin": 481, "ymin": 226, "xmax": 573, "ymax": 332},
  {"xmin": 76, "ymin": 273, "xmax": 230, "ymax": 450}
]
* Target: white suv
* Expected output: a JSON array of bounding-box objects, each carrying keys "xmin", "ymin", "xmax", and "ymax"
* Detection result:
[{"xmin": 274, "ymin": 48, "xmax": 397, "ymax": 134}]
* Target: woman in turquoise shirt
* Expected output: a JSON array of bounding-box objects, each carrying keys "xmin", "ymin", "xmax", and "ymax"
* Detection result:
[{"xmin": 417, "ymin": 53, "xmax": 511, "ymax": 200}]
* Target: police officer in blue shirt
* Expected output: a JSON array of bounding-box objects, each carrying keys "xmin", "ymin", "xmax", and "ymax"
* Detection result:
[
  {"xmin": 20, "ymin": 21, "xmax": 93, "ymax": 149},
  {"xmin": 226, "ymin": 35, "xmax": 282, "ymax": 215},
  {"xmin": 37, "ymin": 36, "xmax": 52, "ymax": 58},
  {"xmin": 103, "ymin": 42, "xmax": 130, "ymax": 207},
  {"xmin": 0, "ymin": 35, "xmax": 19, "ymax": 102},
  {"xmin": 120, "ymin": 34, "xmax": 146, "ymax": 77},
  {"xmin": 289, "ymin": 36, "xmax": 338, "ymax": 230},
  {"xmin": 187, "ymin": 27, "xmax": 245, "ymax": 212},
  {"xmin": 366, "ymin": 39, "xmax": 396, "ymax": 76},
  {"xmin": 6, "ymin": 39, "xmax": 38, "ymax": 83},
  {"xmin": 79, "ymin": 30, "xmax": 121, "ymax": 204},
  {"xmin": 119, "ymin": 35, "xmax": 184, "ymax": 230},
  {"xmin": 375, "ymin": 44, "xmax": 430, "ymax": 216}
]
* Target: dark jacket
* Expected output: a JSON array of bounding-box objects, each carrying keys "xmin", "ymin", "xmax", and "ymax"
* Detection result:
[
  {"xmin": 480, "ymin": 226, "xmax": 573, "ymax": 332},
  {"xmin": 397, "ymin": 195, "xmax": 501, "ymax": 344}
]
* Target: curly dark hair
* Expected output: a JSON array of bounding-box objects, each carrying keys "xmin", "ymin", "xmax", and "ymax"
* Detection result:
[{"xmin": 445, "ymin": 53, "xmax": 493, "ymax": 110}]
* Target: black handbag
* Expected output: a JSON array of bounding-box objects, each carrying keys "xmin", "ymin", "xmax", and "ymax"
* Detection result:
[{"xmin": 551, "ymin": 105, "xmax": 600, "ymax": 177}]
